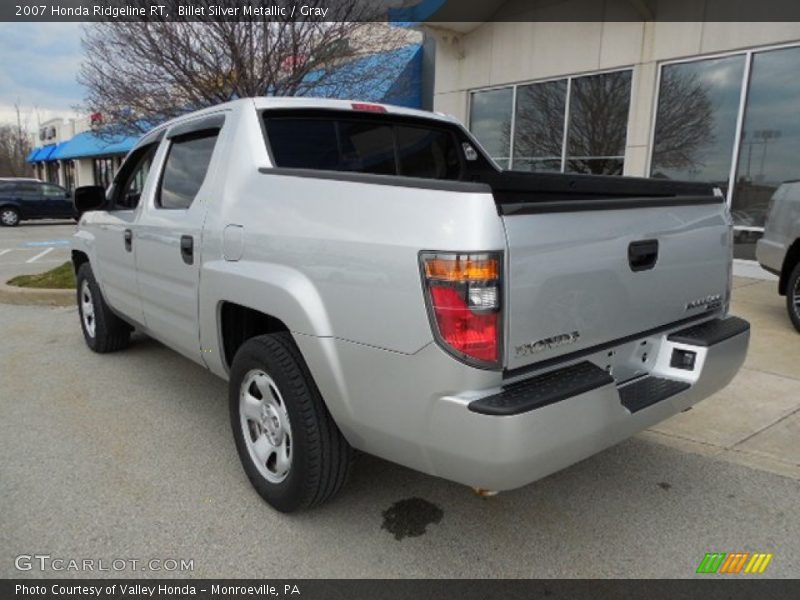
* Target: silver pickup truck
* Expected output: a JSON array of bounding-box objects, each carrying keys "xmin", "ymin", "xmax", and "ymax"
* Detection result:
[
  {"xmin": 756, "ymin": 181, "xmax": 800, "ymax": 332},
  {"xmin": 71, "ymin": 98, "xmax": 750, "ymax": 512}
]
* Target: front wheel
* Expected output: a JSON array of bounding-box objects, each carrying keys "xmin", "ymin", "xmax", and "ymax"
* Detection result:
[
  {"xmin": 76, "ymin": 263, "xmax": 132, "ymax": 352},
  {"xmin": 787, "ymin": 262, "xmax": 800, "ymax": 333},
  {"xmin": 0, "ymin": 207, "xmax": 20, "ymax": 226},
  {"xmin": 229, "ymin": 333, "xmax": 353, "ymax": 512}
]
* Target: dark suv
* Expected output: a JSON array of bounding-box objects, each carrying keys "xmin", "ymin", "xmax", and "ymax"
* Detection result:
[{"xmin": 0, "ymin": 179, "xmax": 74, "ymax": 226}]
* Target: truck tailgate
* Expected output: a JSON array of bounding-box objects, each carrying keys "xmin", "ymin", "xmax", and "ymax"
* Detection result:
[{"xmin": 497, "ymin": 188, "xmax": 730, "ymax": 372}]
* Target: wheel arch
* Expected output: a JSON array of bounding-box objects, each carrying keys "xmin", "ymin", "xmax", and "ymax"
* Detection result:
[
  {"xmin": 71, "ymin": 249, "xmax": 90, "ymax": 275},
  {"xmin": 218, "ymin": 302, "xmax": 291, "ymax": 370},
  {"xmin": 0, "ymin": 202, "xmax": 22, "ymax": 221},
  {"xmin": 779, "ymin": 238, "xmax": 800, "ymax": 296}
]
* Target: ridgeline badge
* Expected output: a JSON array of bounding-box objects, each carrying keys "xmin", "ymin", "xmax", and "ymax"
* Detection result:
[
  {"xmin": 686, "ymin": 294, "xmax": 722, "ymax": 311},
  {"xmin": 515, "ymin": 331, "xmax": 580, "ymax": 358}
]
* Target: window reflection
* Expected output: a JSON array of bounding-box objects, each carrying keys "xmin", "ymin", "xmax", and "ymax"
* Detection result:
[
  {"xmin": 513, "ymin": 79, "xmax": 566, "ymax": 172},
  {"xmin": 732, "ymin": 46, "xmax": 800, "ymax": 258},
  {"xmin": 651, "ymin": 55, "xmax": 744, "ymax": 193},
  {"xmin": 566, "ymin": 71, "xmax": 632, "ymax": 175},
  {"xmin": 469, "ymin": 87, "xmax": 513, "ymax": 168}
]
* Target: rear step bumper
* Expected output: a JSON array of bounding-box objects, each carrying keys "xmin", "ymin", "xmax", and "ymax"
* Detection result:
[{"xmin": 426, "ymin": 316, "xmax": 749, "ymax": 491}]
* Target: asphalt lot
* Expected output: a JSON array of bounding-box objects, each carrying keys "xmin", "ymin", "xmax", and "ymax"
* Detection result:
[
  {"xmin": 1, "ymin": 284, "xmax": 799, "ymax": 578},
  {"xmin": 0, "ymin": 221, "xmax": 75, "ymax": 281}
]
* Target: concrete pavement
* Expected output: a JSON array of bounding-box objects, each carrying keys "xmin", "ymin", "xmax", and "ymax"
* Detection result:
[
  {"xmin": 1, "ymin": 278, "xmax": 799, "ymax": 578},
  {"xmin": 0, "ymin": 221, "xmax": 74, "ymax": 282},
  {"xmin": 643, "ymin": 277, "xmax": 800, "ymax": 481}
]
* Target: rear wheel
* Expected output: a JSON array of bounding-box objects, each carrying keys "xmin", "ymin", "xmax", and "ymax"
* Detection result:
[
  {"xmin": 787, "ymin": 262, "xmax": 800, "ymax": 333},
  {"xmin": 0, "ymin": 207, "xmax": 19, "ymax": 226},
  {"xmin": 229, "ymin": 333, "xmax": 353, "ymax": 512},
  {"xmin": 76, "ymin": 263, "xmax": 131, "ymax": 352}
]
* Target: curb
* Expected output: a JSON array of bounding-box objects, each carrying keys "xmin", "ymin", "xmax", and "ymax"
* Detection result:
[{"xmin": 0, "ymin": 281, "xmax": 75, "ymax": 307}]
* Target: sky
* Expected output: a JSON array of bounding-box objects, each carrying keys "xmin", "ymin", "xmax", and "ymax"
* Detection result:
[{"xmin": 0, "ymin": 23, "xmax": 85, "ymax": 133}]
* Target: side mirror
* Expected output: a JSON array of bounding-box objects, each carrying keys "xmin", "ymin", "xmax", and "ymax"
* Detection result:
[{"xmin": 73, "ymin": 186, "xmax": 106, "ymax": 216}]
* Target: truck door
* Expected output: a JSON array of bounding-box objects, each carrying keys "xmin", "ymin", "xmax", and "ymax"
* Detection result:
[
  {"xmin": 90, "ymin": 142, "xmax": 160, "ymax": 327},
  {"xmin": 134, "ymin": 114, "xmax": 226, "ymax": 364}
]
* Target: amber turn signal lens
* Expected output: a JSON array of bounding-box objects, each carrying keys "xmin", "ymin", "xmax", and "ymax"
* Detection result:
[{"xmin": 424, "ymin": 256, "xmax": 499, "ymax": 281}]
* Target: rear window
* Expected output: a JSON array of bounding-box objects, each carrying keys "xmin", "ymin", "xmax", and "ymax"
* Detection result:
[{"xmin": 264, "ymin": 114, "xmax": 463, "ymax": 180}]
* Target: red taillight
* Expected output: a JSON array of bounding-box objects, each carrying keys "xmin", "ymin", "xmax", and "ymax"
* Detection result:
[
  {"xmin": 421, "ymin": 252, "xmax": 502, "ymax": 368},
  {"xmin": 351, "ymin": 102, "xmax": 387, "ymax": 113},
  {"xmin": 430, "ymin": 286, "xmax": 498, "ymax": 362}
]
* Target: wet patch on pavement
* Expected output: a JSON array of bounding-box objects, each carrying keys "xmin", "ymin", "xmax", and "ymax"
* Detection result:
[{"xmin": 381, "ymin": 497, "xmax": 443, "ymax": 540}]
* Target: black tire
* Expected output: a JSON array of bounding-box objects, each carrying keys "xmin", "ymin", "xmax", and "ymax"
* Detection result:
[
  {"xmin": 786, "ymin": 262, "xmax": 800, "ymax": 333},
  {"xmin": 76, "ymin": 263, "xmax": 131, "ymax": 353},
  {"xmin": 229, "ymin": 333, "xmax": 353, "ymax": 512},
  {"xmin": 0, "ymin": 206, "xmax": 20, "ymax": 226}
]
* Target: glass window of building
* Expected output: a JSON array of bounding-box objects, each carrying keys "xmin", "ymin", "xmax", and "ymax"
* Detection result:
[
  {"xmin": 469, "ymin": 87, "xmax": 513, "ymax": 168},
  {"xmin": 732, "ymin": 46, "xmax": 800, "ymax": 259},
  {"xmin": 63, "ymin": 160, "xmax": 75, "ymax": 191},
  {"xmin": 45, "ymin": 161, "xmax": 59, "ymax": 185},
  {"xmin": 470, "ymin": 70, "xmax": 632, "ymax": 173},
  {"xmin": 650, "ymin": 55, "xmax": 745, "ymax": 192},
  {"xmin": 93, "ymin": 157, "xmax": 115, "ymax": 189},
  {"xmin": 566, "ymin": 71, "xmax": 632, "ymax": 175},
  {"xmin": 513, "ymin": 79, "xmax": 566, "ymax": 172}
]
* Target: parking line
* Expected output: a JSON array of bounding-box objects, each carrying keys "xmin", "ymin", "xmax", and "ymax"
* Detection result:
[
  {"xmin": 0, "ymin": 249, "xmax": 13, "ymax": 257},
  {"xmin": 26, "ymin": 247, "xmax": 54, "ymax": 263}
]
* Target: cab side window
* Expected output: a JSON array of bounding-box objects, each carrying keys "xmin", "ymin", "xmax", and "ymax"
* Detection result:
[
  {"xmin": 42, "ymin": 184, "xmax": 66, "ymax": 199},
  {"xmin": 112, "ymin": 143, "xmax": 158, "ymax": 210},
  {"xmin": 17, "ymin": 183, "xmax": 40, "ymax": 199},
  {"xmin": 157, "ymin": 131, "xmax": 219, "ymax": 209}
]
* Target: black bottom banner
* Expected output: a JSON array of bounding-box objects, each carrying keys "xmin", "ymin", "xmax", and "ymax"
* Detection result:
[{"xmin": 4, "ymin": 579, "xmax": 800, "ymax": 600}]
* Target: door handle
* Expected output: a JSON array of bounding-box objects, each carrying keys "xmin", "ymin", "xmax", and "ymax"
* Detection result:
[
  {"xmin": 124, "ymin": 229, "xmax": 133, "ymax": 252},
  {"xmin": 180, "ymin": 235, "xmax": 194, "ymax": 265},
  {"xmin": 628, "ymin": 239, "xmax": 659, "ymax": 272}
]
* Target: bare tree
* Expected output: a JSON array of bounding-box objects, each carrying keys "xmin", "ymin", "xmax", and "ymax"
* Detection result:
[
  {"xmin": 506, "ymin": 69, "xmax": 714, "ymax": 176},
  {"xmin": 650, "ymin": 68, "xmax": 715, "ymax": 173},
  {"xmin": 0, "ymin": 104, "xmax": 33, "ymax": 177},
  {"xmin": 565, "ymin": 71, "xmax": 632, "ymax": 175},
  {"xmin": 79, "ymin": 1, "xmax": 417, "ymax": 134}
]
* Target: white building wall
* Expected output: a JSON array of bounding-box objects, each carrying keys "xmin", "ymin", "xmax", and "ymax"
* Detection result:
[
  {"xmin": 75, "ymin": 158, "xmax": 94, "ymax": 188},
  {"xmin": 429, "ymin": 0, "xmax": 800, "ymax": 177}
]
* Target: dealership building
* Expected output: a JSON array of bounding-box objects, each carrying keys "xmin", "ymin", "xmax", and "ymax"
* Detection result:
[
  {"xmin": 402, "ymin": 0, "xmax": 800, "ymax": 271},
  {"xmin": 27, "ymin": 115, "xmax": 138, "ymax": 192}
]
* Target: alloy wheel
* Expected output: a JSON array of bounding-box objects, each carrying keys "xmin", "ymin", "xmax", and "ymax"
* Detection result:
[
  {"xmin": 239, "ymin": 369, "xmax": 293, "ymax": 483},
  {"xmin": 793, "ymin": 276, "xmax": 800, "ymax": 319},
  {"xmin": 1, "ymin": 209, "xmax": 18, "ymax": 226},
  {"xmin": 80, "ymin": 280, "xmax": 96, "ymax": 338}
]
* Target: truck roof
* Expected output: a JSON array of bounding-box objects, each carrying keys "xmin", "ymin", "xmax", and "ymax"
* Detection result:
[{"xmin": 148, "ymin": 97, "xmax": 458, "ymax": 139}]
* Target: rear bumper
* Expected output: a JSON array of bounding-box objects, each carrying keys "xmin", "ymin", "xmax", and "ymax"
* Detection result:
[{"xmin": 424, "ymin": 316, "xmax": 749, "ymax": 491}]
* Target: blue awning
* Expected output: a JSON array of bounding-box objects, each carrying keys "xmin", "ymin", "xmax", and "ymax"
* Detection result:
[
  {"xmin": 102, "ymin": 134, "xmax": 139, "ymax": 156},
  {"xmin": 299, "ymin": 44, "xmax": 423, "ymax": 108},
  {"xmin": 50, "ymin": 130, "xmax": 139, "ymax": 161},
  {"xmin": 26, "ymin": 147, "xmax": 40, "ymax": 162},
  {"xmin": 30, "ymin": 144, "xmax": 58, "ymax": 162}
]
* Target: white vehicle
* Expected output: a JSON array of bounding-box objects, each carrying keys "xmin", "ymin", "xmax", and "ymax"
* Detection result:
[
  {"xmin": 72, "ymin": 98, "xmax": 750, "ymax": 512},
  {"xmin": 757, "ymin": 180, "xmax": 800, "ymax": 331}
]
